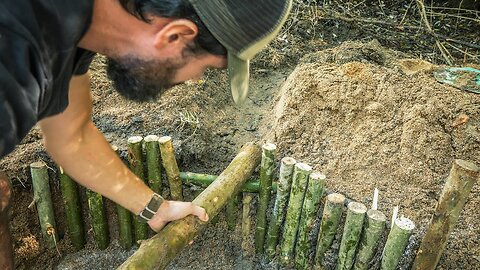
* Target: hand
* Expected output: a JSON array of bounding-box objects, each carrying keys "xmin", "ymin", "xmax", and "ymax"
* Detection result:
[{"xmin": 147, "ymin": 200, "xmax": 209, "ymax": 232}]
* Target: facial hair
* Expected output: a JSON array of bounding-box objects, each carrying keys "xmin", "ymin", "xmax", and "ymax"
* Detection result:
[{"xmin": 106, "ymin": 56, "xmax": 185, "ymax": 102}]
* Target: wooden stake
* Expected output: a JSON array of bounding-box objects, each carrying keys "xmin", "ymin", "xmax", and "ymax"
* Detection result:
[
  {"xmin": 86, "ymin": 189, "xmax": 110, "ymax": 250},
  {"xmin": 314, "ymin": 193, "xmax": 346, "ymax": 267},
  {"xmin": 30, "ymin": 161, "xmax": 58, "ymax": 249},
  {"xmin": 266, "ymin": 157, "xmax": 296, "ymax": 259},
  {"xmin": 353, "ymin": 209, "xmax": 386, "ymax": 270},
  {"xmin": 159, "ymin": 136, "xmax": 183, "ymax": 201},
  {"xmin": 144, "ymin": 135, "xmax": 162, "ymax": 194},
  {"xmin": 337, "ymin": 202, "xmax": 367, "ymax": 270},
  {"xmin": 279, "ymin": 163, "xmax": 312, "ymax": 266},
  {"xmin": 226, "ymin": 194, "xmax": 241, "ymax": 231},
  {"xmin": 381, "ymin": 217, "xmax": 415, "ymax": 270},
  {"xmin": 112, "ymin": 145, "xmax": 133, "ymax": 249},
  {"xmin": 412, "ymin": 159, "xmax": 479, "ymax": 270},
  {"xmin": 128, "ymin": 136, "xmax": 148, "ymax": 242},
  {"xmin": 118, "ymin": 143, "xmax": 261, "ymax": 269},
  {"xmin": 295, "ymin": 172, "xmax": 326, "ymax": 269},
  {"xmin": 242, "ymin": 193, "xmax": 254, "ymax": 255},
  {"xmin": 255, "ymin": 143, "xmax": 276, "ymax": 254},
  {"xmin": 59, "ymin": 169, "xmax": 85, "ymax": 250}
]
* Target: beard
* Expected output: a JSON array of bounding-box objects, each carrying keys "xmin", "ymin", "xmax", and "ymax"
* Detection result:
[{"xmin": 106, "ymin": 56, "xmax": 184, "ymax": 102}]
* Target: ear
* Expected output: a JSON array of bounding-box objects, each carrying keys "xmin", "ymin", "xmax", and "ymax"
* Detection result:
[{"xmin": 153, "ymin": 19, "xmax": 198, "ymax": 49}]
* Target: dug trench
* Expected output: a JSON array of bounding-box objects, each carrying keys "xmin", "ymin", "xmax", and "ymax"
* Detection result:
[{"xmin": 1, "ymin": 41, "xmax": 479, "ymax": 269}]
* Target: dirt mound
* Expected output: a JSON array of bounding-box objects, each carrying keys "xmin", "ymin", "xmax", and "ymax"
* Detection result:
[{"xmin": 267, "ymin": 40, "xmax": 480, "ymax": 269}]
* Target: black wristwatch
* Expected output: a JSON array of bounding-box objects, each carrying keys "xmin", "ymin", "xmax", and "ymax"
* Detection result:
[{"xmin": 138, "ymin": 193, "xmax": 165, "ymax": 222}]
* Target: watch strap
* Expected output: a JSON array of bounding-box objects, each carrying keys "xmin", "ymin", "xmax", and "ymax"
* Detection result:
[{"xmin": 138, "ymin": 193, "xmax": 164, "ymax": 222}]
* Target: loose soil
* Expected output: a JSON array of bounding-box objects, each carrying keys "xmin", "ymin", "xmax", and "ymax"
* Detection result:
[{"xmin": 1, "ymin": 1, "xmax": 479, "ymax": 269}]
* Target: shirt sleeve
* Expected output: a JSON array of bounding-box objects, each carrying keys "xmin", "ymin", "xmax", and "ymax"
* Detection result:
[{"xmin": 0, "ymin": 27, "xmax": 41, "ymax": 157}]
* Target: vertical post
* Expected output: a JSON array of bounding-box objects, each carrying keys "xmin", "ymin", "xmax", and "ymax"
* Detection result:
[
  {"xmin": 158, "ymin": 136, "xmax": 184, "ymax": 201},
  {"xmin": 226, "ymin": 194, "xmax": 241, "ymax": 231},
  {"xmin": 353, "ymin": 209, "xmax": 387, "ymax": 270},
  {"xmin": 266, "ymin": 157, "xmax": 296, "ymax": 259},
  {"xmin": 242, "ymin": 193, "xmax": 254, "ymax": 255},
  {"xmin": 128, "ymin": 136, "xmax": 148, "ymax": 242},
  {"xmin": 30, "ymin": 161, "xmax": 58, "ymax": 249},
  {"xmin": 337, "ymin": 202, "xmax": 367, "ymax": 270},
  {"xmin": 295, "ymin": 172, "xmax": 326, "ymax": 269},
  {"xmin": 59, "ymin": 169, "xmax": 85, "ymax": 250},
  {"xmin": 381, "ymin": 217, "xmax": 415, "ymax": 270},
  {"xmin": 144, "ymin": 135, "xmax": 162, "ymax": 194},
  {"xmin": 314, "ymin": 193, "xmax": 346, "ymax": 267},
  {"xmin": 112, "ymin": 145, "xmax": 133, "ymax": 249},
  {"xmin": 86, "ymin": 189, "xmax": 110, "ymax": 249},
  {"xmin": 412, "ymin": 159, "xmax": 479, "ymax": 270},
  {"xmin": 279, "ymin": 163, "xmax": 312, "ymax": 266},
  {"xmin": 255, "ymin": 143, "xmax": 276, "ymax": 254}
]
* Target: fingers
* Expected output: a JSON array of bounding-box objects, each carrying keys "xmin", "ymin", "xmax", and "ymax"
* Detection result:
[{"xmin": 191, "ymin": 204, "xmax": 209, "ymax": 222}]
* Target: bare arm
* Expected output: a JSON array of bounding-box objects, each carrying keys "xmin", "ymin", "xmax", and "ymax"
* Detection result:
[{"xmin": 39, "ymin": 73, "xmax": 207, "ymax": 231}]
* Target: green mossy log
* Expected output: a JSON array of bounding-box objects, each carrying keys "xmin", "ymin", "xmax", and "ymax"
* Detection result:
[
  {"xmin": 255, "ymin": 143, "xmax": 276, "ymax": 254},
  {"xmin": 295, "ymin": 172, "xmax": 326, "ymax": 269},
  {"xmin": 314, "ymin": 193, "xmax": 346, "ymax": 267},
  {"xmin": 279, "ymin": 163, "xmax": 312, "ymax": 266},
  {"xmin": 266, "ymin": 157, "xmax": 296, "ymax": 259},
  {"xmin": 180, "ymin": 172, "xmax": 278, "ymax": 193},
  {"xmin": 144, "ymin": 135, "xmax": 162, "ymax": 194},
  {"xmin": 353, "ymin": 209, "xmax": 387, "ymax": 270},
  {"xmin": 86, "ymin": 189, "xmax": 110, "ymax": 250},
  {"xmin": 337, "ymin": 202, "xmax": 367, "ymax": 270},
  {"xmin": 380, "ymin": 217, "xmax": 415, "ymax": 270},
  {"xmin": 412, "ymin": 159, "xmax": 479, "ymax": 270},
  {"xmin": 30, "ymin": 161, "xmax": 58, "ymax": 249},
  {"xmin": 112, "ymin": 145, "xmax": 133, "ymax": 249},
  {"xmin": 128, "ymin": 136, "xmax": 148, "ymax": 242},
  {"xmin": 59, "ymin": 169, "xmax": 85, "ymax": 250},
  {"xmin": 118, "ymin": 142, "xmax": 261, "ymax": 270},
  {"xmin": 159, "ymin": 136, "xmax": 183, "ymax": 201},
  {"xmin": 226, "ymin": 194, "xmax": 241, "ymax": 231}
]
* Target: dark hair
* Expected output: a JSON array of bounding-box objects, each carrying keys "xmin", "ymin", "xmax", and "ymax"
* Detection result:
[{"xmin": 119, "ymin": 0, "xmax": 227, "ymax": 56}]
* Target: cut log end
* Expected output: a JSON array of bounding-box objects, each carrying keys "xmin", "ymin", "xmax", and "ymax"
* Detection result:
[
  {"xmin": 454, "ymin": 159, "xmax": 480, "ymax": 175},
  {"xmin": 158, "ymin": 136, "xmax": 172, "ymax": 144},
  {"xmin": 281, "ymin": 157, "xmax": 296, "ymax": 166},
  {"xmin": 144, "ymin": 135, "xmax": 160, "ymax": 142},
  {"xmin": 262, "ymin": 143, "xmax": 277, "ymax": 151},
  {"xmin": 327, "ymin": 193, "xmax": 346, "ymax": 204},
  {"xmin": 367, "ymin": 209, "xmax": 387, "ymax": 222},
  {"xmin": 127, "ymin": 136, "xmax": 143, "ymax": 144},
  {"xmin": 295, "ymin": 162, "xmax": 312, "ymax": 172},
  {"xmin": 30, "ymin": 161, "xmax": 46, "ymax": 169},
  {"xmin": 348, "ymin": 202, "xmax": 367, "ymax": 214},
  {"xmin": 310, "ymin": 172, "xmax": 326, "ymax": 181},
  {"xmin": 395, "ymin": 217, "xmax": 415, "ymax": 231}
]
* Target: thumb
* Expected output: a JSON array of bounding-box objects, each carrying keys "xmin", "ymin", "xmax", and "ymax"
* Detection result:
[{"xmin": 192, "ymin": 205, "xmax": 209, "ymax": 222}]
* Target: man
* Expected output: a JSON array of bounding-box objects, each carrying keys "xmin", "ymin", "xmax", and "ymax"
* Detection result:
[{"xmin": 0, "ymin": 0, "xmax": 292, "ymax": 268}]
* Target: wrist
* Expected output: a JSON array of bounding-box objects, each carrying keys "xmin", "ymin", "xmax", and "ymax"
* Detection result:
[{"xmin": 147, "ymin": 200, "xmax": 169, "ymax": 230}]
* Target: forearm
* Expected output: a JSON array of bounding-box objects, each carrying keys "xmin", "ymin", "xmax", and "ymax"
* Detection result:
[{"xmin": 44, "ymin": 121, "xmax": 153, "ymax": 214}]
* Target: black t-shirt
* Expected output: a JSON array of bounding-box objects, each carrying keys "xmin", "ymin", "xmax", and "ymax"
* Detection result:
[{"xmin": 0, "ymin": 0, "xmax": 95, "ymax": 157}]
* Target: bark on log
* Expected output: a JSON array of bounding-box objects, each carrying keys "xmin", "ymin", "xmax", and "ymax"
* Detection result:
[
  {"xmin": 337, "ymin": 202, "xmax": 367, "ymax": 270},
  {"xmin": 128, "ymin": 136, "xmax": 148, "ymax": 242},
  {"xmin": 255, "ymin": 143, "xmax": 276, "ymax": 254},
  {"xmin": 266, "ymin": 157, "xmax": 296, "ymax": 259},
  {"xmin": 412, "ymin": 159, "xmax": 479, "ymax": 270},
  {"xmin": 159, "ymin": 136, "xmax": 183, "ymax": 201},
  {"xmin": 118, "ymin": 142, "xmax": 261, "ymax": 270},
  {"xmin": 30, "ymin": 161, "xmax": 58, "ymax": 249},
  {"xmin": 180, "ymin": 172, "xmax": 278, "ymax": 193},
  {"xmin": 314, "ymin": 193, "xmax": 345, "ymax": 267},
  {"xmin": 59, "ymin": 169, "xmax": 85, "ymax": 250},
  {"xmin": 144, "ymin": 135, "xmax": 162, "ymax": 194},
  {"xmin": 381, "ymin": 217, "xmax": 415, "ymax": 270},
  {"xmin": 242, "ymin": 193, "xmax": 254, "ymax": 255},
  {"xmin": 279, "ymin": 163, "xmax": 312, "ymax": 266},
  {"xmin": 353, "ymin": 209, "xmax": 386, "ymax": 270},
  {"xmin": 226, "ymin": 194, "xmax": 241, "ymax": 231},
  {"xmin": 86, "ymin": 189, "xmax": 110, "ymax": 250},
  {"xmin": 295, "ymin": 172, "xmax": 326, "ymax": 269}
]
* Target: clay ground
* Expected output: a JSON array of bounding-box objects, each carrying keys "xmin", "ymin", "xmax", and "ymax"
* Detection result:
[{"xmin": 1, "ymin": 1, "xmax": 479, "ymax": 269}]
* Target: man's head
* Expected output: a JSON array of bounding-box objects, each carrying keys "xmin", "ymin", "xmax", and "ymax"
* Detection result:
[{"xmin": 108, "ymin": 0, "xmax": 292, "ymax": 103}]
